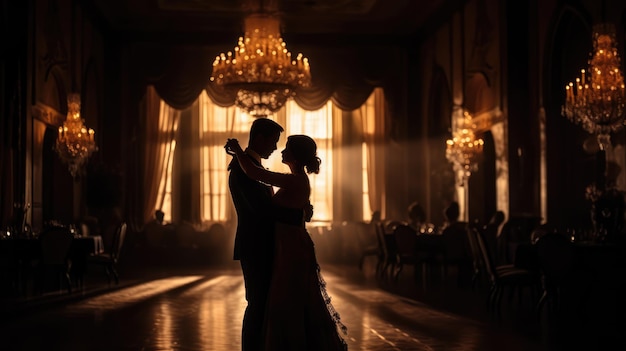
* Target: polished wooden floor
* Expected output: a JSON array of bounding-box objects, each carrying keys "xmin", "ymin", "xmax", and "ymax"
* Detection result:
[{"xmin": 0, "ymin": 257, "xmax": 621, "ymax": 351}]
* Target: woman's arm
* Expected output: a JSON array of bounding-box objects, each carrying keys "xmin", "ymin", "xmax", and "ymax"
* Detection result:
[{"xmin": 225, "ymin": 138, "xmax": 293, "ymax": 188}]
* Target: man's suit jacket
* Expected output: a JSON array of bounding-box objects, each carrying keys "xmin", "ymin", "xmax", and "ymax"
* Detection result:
[{"xmin": 228, "ymin": 154, "xmax": 274, "ymax": 262}]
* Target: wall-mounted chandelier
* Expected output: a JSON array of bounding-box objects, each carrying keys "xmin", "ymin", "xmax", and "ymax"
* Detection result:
[
  {"xmin": 446, "ymin": 109, "xmax": 484, "ymax": 185},
  {"xmin": 562, "ymin": 23, "xmax": 626, "ymax": 150},
  {"xmin": 55, "ymin": 93, "xmax": 97, "ymax": 177},
  {"xmin": 210, "ymin": 13, "xmax": 311, "ymax": 117}
]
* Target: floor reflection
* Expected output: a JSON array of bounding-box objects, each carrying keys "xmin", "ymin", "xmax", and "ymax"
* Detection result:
[
  {"xmin": 68, "ymin": 275, "xmax": 204, "ymax": 311},
  {"xmin": 326, "ymin": 275, "xmax": 483, "ymax": 351},
  {"xmin": 3, "ymin": 268, "xmax": 549, "ymax": 351}
]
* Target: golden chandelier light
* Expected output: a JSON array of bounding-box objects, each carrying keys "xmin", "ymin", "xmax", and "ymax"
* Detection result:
[
  {"xmin": 446, "ymin": 110, "xmax": 484, "ymax": 183},
  {"xmin": 55, "ymin": 93, "xmax": 97, "ymax": 177},
  {"xmin": 210, "ymin": 13, "xmax": 311, "ymax": 117},
  {"xmin": 562, "ymin": 23, "xmax": 626, "ymax": 149}
]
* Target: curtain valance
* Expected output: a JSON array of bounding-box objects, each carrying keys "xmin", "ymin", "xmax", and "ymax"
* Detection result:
[{"xmin": 131, "ymin": 43, "xmax": 407, "ymax": 112}]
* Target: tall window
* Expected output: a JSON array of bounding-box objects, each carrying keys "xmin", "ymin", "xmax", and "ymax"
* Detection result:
[
  {"xmin": 195, "ymin": 95, "xmax": 335, "ymax": 223},
  {"xmin": 198, "ymin": 94, "xmax": 255, "ymax": 222},
  {"xmin": 362, "ymin": 143, "xmax": 372, "ymax": 221},
  {"xmin": 271, "ymin": 100, "xmax": 334, "ymax": 221},
  {"xmin": 162, "ymin": 89, "xmax": 384, "ymax": 225}
]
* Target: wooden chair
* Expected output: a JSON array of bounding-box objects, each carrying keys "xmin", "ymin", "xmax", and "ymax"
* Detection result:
[
  {"xmin": 358, "ymin": 221, "xmax": 381, "ymax": 272},
  {"xmin": 393, "ymin": 224, "xmax": 420, "ymax": 280},
  {"xmin": 87, "ymin": 222, "xmax": 127, "ymax": 285},
  {"xmin": 466, "ymin": 226, "xmax": 485, "ymax": 289},
  {"xmin": 466, "ymin": 226, "xmax": 516, "ymax": 290},
  {"xmin": 470, "ymin": 227, "xmax": 540, "ymax": 314},
  {"xmin": 441, "ymin": 222, "xmax": 472, "ymax": 286},
  {"xmin": 369, "ymin": 222, "xmax": 396, "ymax": 280}
]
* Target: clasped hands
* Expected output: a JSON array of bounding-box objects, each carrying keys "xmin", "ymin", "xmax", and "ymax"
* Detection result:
[
  {"xmin": 224, "ymin": 138, "xmax": 242, "ymax": 156},
  {"xmin": 226, "ymin": 137, "xmax": 314, "ymax": 221}
]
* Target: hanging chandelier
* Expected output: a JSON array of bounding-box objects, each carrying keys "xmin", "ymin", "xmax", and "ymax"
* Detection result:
[
  {"xmin": 446, "ymin": 109, "xmax": 484, "ymax": 184},
  {"xmin": 562, "ymin": 23, "xmax": 626, "ymax": 150},
  {"xmin": 210, "ymin": 13, "xmax": 311, "ymax": 117},
  {"xmin": 55, "ymin": 93, "xmax": 97, "ymax": 177}
]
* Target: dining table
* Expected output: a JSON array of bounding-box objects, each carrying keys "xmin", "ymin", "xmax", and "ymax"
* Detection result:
[
  {"xmin": 513, "ymin": 238, "xmax": 622, "ymax": 271},
  {"xmin": 0, "ymin": 231, "xmax": 104, "ymax": 296},
  {"xmin": 513, "ymin": 236, "xmax": 624, "ymax": 320}
]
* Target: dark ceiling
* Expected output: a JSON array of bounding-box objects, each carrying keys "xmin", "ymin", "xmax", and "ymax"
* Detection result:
[{"xmin": 88, "ymin": 0, "xmax": 460, "ymax": 44}]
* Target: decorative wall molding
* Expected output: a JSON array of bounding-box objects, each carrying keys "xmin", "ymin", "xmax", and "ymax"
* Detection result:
[
  {"xmin": 32, "ymin": 102, "xmax": 64, "ymax": 127},
  {"xmin": 473, "ymin": 107, "xmax": 503, "ymax": 133}
]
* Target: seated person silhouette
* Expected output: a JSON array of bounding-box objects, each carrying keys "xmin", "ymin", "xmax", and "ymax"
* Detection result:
[
  {"xmin": 407, "ymin": 201, "xmax": 427, "ymax": 233},
  {"xmin": 144, "ymin": 210, "xmax": 168, "ymax": 248},
  {"xmin": 440, "ymin": 201, "xmax": 471, "ymax": 284}
]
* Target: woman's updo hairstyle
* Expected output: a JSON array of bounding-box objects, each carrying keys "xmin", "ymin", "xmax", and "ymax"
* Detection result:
[{"xmin": 287, "ymin": 135, "xmax": 321, "ymax": 174}]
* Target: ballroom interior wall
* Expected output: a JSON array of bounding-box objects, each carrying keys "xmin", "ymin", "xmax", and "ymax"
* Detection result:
[
  {"xmin": 2, "ymin": 0, "xmax": 626, "ymax": 232},
  {"xmin": 543, "ymin": 1, "xmax": 626, "ymax": 229},
  {"xmin": 0, "ymin": 0, "xmax": 113, "ymax": 232}
]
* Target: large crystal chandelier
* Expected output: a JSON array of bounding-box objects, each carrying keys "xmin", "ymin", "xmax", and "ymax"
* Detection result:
[
  {"xmin": 210, "ymin": 13, "xmax": 311, "ymax": 117},
  {"xmin": 446, "ymin": 109, "xmax": 484, "ymax": 185},
  {"xmin": 562, "ymin": 23, "xmax": 626, "ymax": 150},
  {"xmin": 55, "ymin": 93, "xmax": 97, "ymax": 177}
]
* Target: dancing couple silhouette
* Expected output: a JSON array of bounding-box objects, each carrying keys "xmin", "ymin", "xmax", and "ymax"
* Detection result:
[{"xmin": 225, "ymin": 118, "xmax": 347, "ymax": 351}]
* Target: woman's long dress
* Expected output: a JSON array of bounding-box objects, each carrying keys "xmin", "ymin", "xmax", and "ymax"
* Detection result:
[{"xmin": 263, "ymin": 206, "xmax": 347, "ymax": 351}]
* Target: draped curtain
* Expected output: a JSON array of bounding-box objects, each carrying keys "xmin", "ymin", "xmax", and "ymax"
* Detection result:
[
  {"xmin": 140, "ymin": 86, "xmax": 181, "ymax": 226},
  {"xmin": 332, "ymin": 106, "xmax": 365, "ymax": 222},
  {"xmin": 331, "ymin": 105, "xmax": 348, "ymax": 222},
  {"xmin": 140, "ymin": 88, "xmax": 385, "ymax": 226},
  {"xmin": 330, "ymin": 89, "xmax": 386, "ymax": 222},
  {"xmin": 131, "ymin": 44, "xmax": 400, "ymax": 113},
  {"xmin": 196, "ymin": 92, "xmax": 288, "ymax": 224},
  {"xmin": 128, "ymin": 44, "xmax": 406, "ymax": 225},
  {"xmin": 361, "ymin": 88, "xmax": 386, "ymax": 217},
  {"xmin": 198, "ymin": 93, "xmax": 246, "ymax": 223},
  {"xmin": 154, "ymin": 93, "xmax": 288, "ymax": 226}
]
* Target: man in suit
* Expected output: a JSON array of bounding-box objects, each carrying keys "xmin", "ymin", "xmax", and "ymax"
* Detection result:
[{"xmin": 227, "ymin": 117, "xmax": 283, "ymax": 351}]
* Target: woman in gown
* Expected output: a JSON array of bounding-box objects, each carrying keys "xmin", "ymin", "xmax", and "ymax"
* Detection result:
[{"xmin": 226, "ymin": 135, "xmax": 347, "ymax": 351}]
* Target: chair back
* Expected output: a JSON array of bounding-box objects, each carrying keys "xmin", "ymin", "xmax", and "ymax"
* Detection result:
[
  {"xmin": 482, "ymin": 222, "xmax": 500, "ymax": 259},
  {"xmin": 471, "ymin": 227, "xmax": 497, "ymax": 283},
  {"xmin": 376, "ymin": 221, "xmax": 397, "ymax": 261},
  {"xmin": 393, "ymin": 224, "xmax": 417, "ymax": 259},
  {"xmin": 374, "ymin": 221, "xmax": 386, "ymax": 255},
  {"xmin": 110, "ymin": 222, "xmax": 127, "ymax": 261},
  {"xmin": 39, "ymin": 228, "xmax": 74, "ymax": 265},
  {"xmin": 384, "ymin": 233, "xmax": 398, "ymax": 260},
  {"xmin": 466, "ymin": 227, "xmax": 484, "ymax": 271}
]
